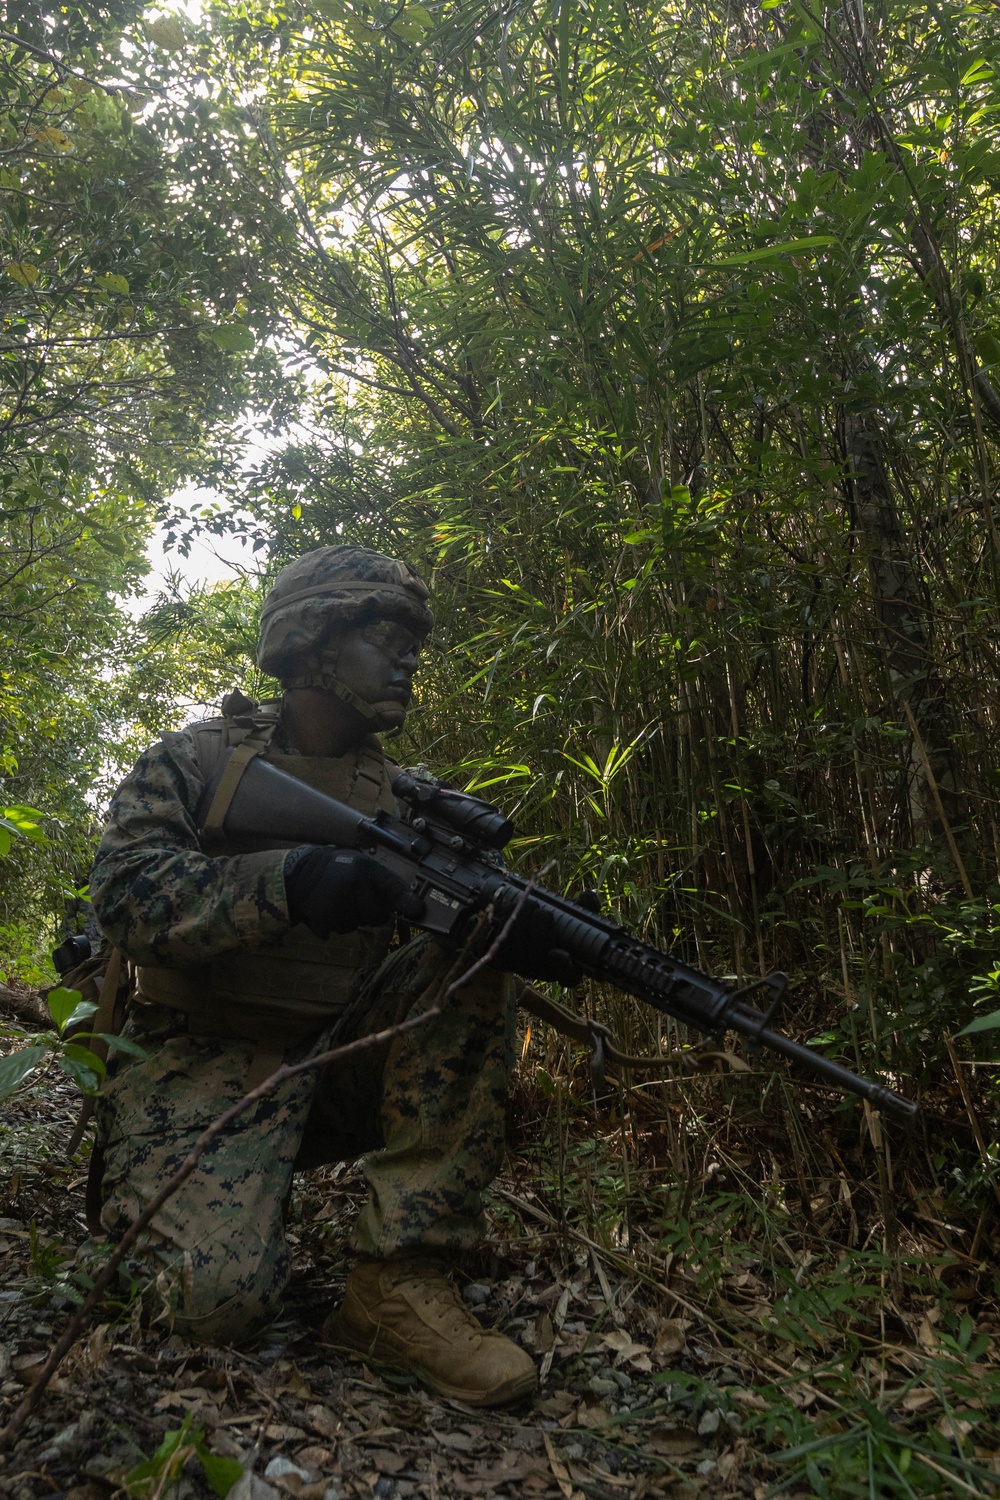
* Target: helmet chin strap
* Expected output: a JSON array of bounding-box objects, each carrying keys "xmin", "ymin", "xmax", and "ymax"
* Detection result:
[
  {"xmin": 284, "ymin": 638, "xmax": 408, "ymax": 734},
  {"xmin": 283, "ymin": 667, "xmax": 404, "ymax": 734},
  {"xmin": 285, "ymin": 668, "xmax": 382, "ymax": 721}
]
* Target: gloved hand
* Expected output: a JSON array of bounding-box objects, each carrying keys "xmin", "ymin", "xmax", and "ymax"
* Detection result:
[
  {"xmin": 284, "ymin": 846, "xmax": 424, "ymax": 937},
  {"xmin": 491, "ymin": 896, "xmax": 586, "ymax": 986}
]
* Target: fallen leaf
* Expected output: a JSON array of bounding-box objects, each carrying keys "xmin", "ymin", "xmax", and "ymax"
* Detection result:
[
  {"xmin": 12, "ymin": 1351, "xmax": 48, "ymax": 1373},
  {"xmin": 276, "ymin": 1363, "xmax": 314, "ymax": 1400},
  {"xmin": 900, "ymin": 1388, "xmax": 937, "ymax": 1412},
  {"xmin": 937, "ymin": 1415, "xmax": 973, "ymax": 1439},
  {"xmin": 360, "ymin": 1448, "xmax": 407, "ymax": 1474},
  {"xmin": 294, "ymin": 1447, "xmax": 331, "ymax": 1467},
  {"xmin": 646, "ymin": 1426, "xmax": 700, "ymax": 1457},
  {"xmin": 542, "ymin": 1431, "xmax": 575, "ymax": 1500},
  {"xmin": 537, "ymin": 1391, "xmax": 577, "ymax": 1419},
  {"xmin": 575, "ymin": 1398, "xmax": 614, "ymax": 1429},
  {"xmin": 601, "ymin": 1328, "xmax": 652, "ymax": 1369},
  {"xmin": 12, "ymin": 1350, "xmax": 61, "ymax": 1388},
  {"xmin": 154, "ymin": 1392, "xmax": 187, "ymax": 1412},
  {"xmin": 717, "ymin": 1446, "xmax": 745, "ymax": 1482},
  {"xmin": 917, "ymin": 1308, "xmax": 942, "ymax": 1349},
  {"xmin": 64, "ymin": 1323, "xmax": 113, "ymax": 1379},
  {"xmin": 435, "ymin": 1430, "xmax": 479, "ymax": 1453},
  {"xmin": 730, "ymin": 1389, "xmax": 768, "ymax": 1411},
  {"xmin": 534, "ymin": 1309, "xmax": 555, "ymax": 1352},
  {"xmin": 652, "ymin": 1318, "xmax": 689, "ymax": 1359},
  {"xmin": 304, "ymin": 1406, "xmax": 340, "ymax": 1441}
]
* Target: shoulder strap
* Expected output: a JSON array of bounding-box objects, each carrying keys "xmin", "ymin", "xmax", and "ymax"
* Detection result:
[
  {"xmin": 200, "ymin": 738, "xmax": 268, "ymax": 838},
  {"xmin": 195, "ymin": 695, "xmax": 282, "ymax": 839}
]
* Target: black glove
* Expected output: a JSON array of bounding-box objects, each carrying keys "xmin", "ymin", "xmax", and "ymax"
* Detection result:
[
  {"xmin": 284, "ymin": 846, "xmax": 424, "ymax": 937},
  {"xmin": 491, "ymin": 896, "xmax": 584, "ymax": 986}
]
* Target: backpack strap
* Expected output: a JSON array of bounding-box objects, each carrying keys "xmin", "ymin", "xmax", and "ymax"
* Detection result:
[
  {"xmin": 66, "ymin": 947, "xmax": 131, "ymax": 1158},
  {"xmin": 200, "ymin": 738, "xmax": 268, "ymax": 838},
  {"xmin": 65, "ymin": 946, "xmax": 136, "ymax": 1233}
]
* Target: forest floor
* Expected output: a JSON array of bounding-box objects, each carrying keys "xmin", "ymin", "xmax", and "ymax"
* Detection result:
[{"xmin": 1, "ymin": 1009, "xmax": 1000, "ymax": 1500}]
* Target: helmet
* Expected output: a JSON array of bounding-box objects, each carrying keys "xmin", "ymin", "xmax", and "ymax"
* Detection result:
[{"xmin": 257, "ymin": 545, "xmax": 433, "ymax": 681}]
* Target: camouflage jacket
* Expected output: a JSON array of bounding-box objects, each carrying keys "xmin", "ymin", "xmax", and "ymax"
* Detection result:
[
  {"xmin": 90, "ymin": 702, "xmax": 395, "ymax": 976},
  {"xmin": 90, "ymin": 722, "xmax": 292, "ymax": 970}
]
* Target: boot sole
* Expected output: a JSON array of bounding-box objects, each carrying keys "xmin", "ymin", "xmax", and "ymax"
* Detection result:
[{"xmin": 325, "ymin": 1314, "xmax": 537, "ymax": 1408}]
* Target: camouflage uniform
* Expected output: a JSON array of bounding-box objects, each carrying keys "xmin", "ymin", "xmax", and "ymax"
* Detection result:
[{"xmin": 89, "ymin": 548, "xmax": 515, "ymax": 1342}]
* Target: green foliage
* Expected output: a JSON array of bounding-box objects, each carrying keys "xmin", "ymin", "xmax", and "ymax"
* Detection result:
[
  {"xmin": 121, "ymin": 0, "xmax": 992, "ymax": 1090},
  {"xmin": 125, "ymin": 1410, "xmax": 243, "ymax": 1499},
  {"xmin": 0, "ymin": 984, "xmax": 147, "ymax": 1102},
  {"xmin": 0, "ymin": 805, "xmax": 44, "ymax": 857},
  {"xmin": 656, "ymin": 1357, "xmax": 1000, "ymax": 1499},
  {"xmin": 0, "ymin": 4, "xmax": 300, "ymax": 968}
]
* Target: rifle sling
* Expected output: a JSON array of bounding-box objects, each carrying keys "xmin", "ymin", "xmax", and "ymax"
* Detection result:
[{"xmin": 517, "ymin": 983, "xmax": 683, "ymax": 1083}]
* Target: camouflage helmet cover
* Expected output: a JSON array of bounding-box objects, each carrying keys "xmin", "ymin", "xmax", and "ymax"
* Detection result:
[{"xmin": 256, "ymin": 545, "xmax": 433, "ymax": 679}]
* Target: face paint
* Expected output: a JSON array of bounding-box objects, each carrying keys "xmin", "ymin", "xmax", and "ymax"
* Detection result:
[{"xmin": 318, "ymin": 618, "xmax": 423, "ymax": 731}]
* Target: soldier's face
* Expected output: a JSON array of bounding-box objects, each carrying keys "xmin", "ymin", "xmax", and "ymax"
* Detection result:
[{"xmin": 324, "ymin": 617, "xmax": 423, "ymax": 729}]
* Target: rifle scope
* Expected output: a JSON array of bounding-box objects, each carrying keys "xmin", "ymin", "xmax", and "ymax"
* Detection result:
[{"xmin": 392, "ymin": 771, "xmax": 514, "ymax": 850}]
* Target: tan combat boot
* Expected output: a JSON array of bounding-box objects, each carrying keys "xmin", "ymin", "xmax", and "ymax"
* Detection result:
[{"xmin": 326, "ymin": 1256, "xmax": 537, "ymax": 1407}]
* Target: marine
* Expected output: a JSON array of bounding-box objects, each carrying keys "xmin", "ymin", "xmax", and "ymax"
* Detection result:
[{"xmin": 89, "ymin": 544, "xmax": 558, "ymax": 1407}]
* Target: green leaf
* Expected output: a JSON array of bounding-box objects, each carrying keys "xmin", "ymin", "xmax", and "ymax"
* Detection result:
[
  {"xmin": 206, "ymin": 322, "xmax": 255, "ymax": 353},
  {"xmin": 197, "ymin": 1451, "xmax": 244, "ymax": 1498},
  {"xmin": 127, "ymin": 1416, "xmax": 203, "ymax": 1496},
  {"xmin": 47, "ymin": 985, "xmax": 88, "ymax": 1032},
  {"xmin": 99, "ymin": 273, "xmax": 130, "ymax": 295},
  {"xmin": 1, "ymin": 806, "xmax": 45, "ymax": 848},
  {"xmin": 712, "ymin": 236, "xmax": 838, "ymax": 266},
  {"xmin": 2, "ymin": 804, "xmax": 43, "ymax": 831},
  {"xmin": 58, "ymin": 1044, "xmax": 106, "ymax": 1093},
  {"xmin": 957, "ymin": 1009, "xmax": 1000, "ymax": 1036},
  {"xmin": 4, "ymin": 261, "xmax": 39, "ymax": 287},
  {"xmin": 0, "ymin": 1046, "xmax": 48, "ymax": 1100},
  {"xmin": 99, "ymin": 1032, "xmax": 150, "ymax": 1060},
  {"xmin": 974, "ymin": 330, "xmax": 1000, "ymax": 367},
  {"xmin": 145, "ymin": 16, "xmax": 186, "ymax": 51},
  {"xmin": 391, "ymin": 5, "xmax": 434, "ymax": 41},
  {"xmin": 960, "ymin": 59, "xmax": 994, "ymax": 86}
]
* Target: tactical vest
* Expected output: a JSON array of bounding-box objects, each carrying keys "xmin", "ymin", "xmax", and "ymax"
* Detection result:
[{"xmin": 134, "ymin": 694, "xmax": 399, "ymax": 1048}]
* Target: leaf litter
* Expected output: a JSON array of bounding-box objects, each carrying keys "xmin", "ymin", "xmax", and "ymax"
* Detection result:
[{"xmin": 2, "ymin": 1027, "xmax": 1000, "ymax": 1499}]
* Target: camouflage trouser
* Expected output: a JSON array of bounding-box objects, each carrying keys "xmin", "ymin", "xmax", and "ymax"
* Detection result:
[{"xmin": 95, "ymin": 936, "xmax": 515, "ymax": 1342}]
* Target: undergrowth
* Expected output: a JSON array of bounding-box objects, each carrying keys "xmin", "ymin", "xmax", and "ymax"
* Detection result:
[{"xmin": 508, "ymin": 1030, "xmax": 1000, "ymax": 1498}]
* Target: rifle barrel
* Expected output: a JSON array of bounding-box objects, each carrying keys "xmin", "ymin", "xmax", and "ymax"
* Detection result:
[{"xmin": 726, "ymin": 1007, "xmax": 919, "ymax": 1121}]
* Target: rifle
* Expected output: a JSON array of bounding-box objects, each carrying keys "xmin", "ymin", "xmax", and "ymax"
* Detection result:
[{"xmin": 201, "ymin": 753, "xmax": 918, "ymax": 1122}]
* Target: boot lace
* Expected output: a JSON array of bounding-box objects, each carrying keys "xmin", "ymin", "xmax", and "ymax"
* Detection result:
[{"xmin": 394, "ymin": 1267, "xmax": 481, "ymax": 1344}]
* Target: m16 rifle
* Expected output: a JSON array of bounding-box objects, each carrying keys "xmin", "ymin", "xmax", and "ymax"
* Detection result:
[{"xmin": 201, "ymin": 753, "xmax": 918, "ymax": 1122}]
